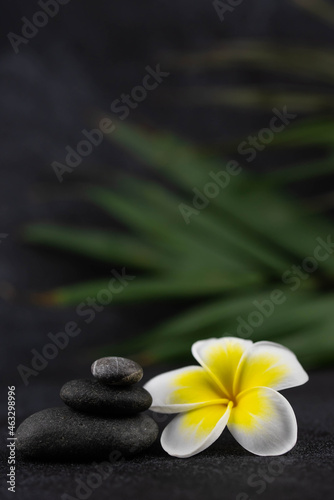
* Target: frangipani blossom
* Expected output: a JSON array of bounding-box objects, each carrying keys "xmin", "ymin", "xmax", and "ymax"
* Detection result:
[{"xmin": 144, "ymin": 337, "xmax": 308, "ymax": 458}]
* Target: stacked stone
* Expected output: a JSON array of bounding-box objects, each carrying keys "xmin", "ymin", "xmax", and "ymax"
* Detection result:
[{"xmin": 16, "ymin": 357, "xmax": 158, "ymax": 461}]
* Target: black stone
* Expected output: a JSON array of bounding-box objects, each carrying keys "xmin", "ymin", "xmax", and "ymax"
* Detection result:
[
  {"xmin": 60, "ymin": 379, "xmax": 152, "ymax": 416},
  {"xmin": 16, "ymin": 407, "xmax": 159, "ymax": 461},
  {"xmin": 91, "ymin": 357, "xmax": 143, "ymax": 386}
]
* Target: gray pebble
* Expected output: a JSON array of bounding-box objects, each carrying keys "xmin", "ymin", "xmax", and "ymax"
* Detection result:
[
  {"xmin": 60, "ymin": 379, "xmax": 152, "ymax": 416},
  {"xmin": 16, "ymin": 407, "xmax": 159, "ymax": 461},
  {"xmin": 91, "ymin": 357, "xmax": 143, "ymax": 386}
]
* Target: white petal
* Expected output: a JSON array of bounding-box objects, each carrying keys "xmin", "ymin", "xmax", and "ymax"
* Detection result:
[
  {"xmin": 161, "ymin": 403, "xmax": 232, "ymax": 458},
  {"xmin": 235, "ymin": 341, "xmax": 309, "ymax": 394},
  {"xmin": 192, "ymin": 337, "xmax": 253, "ymax": 398},
  {"xmin": 144, "ymin": 366, "xmax": 225, "ymax": 413},
  {"xmin": 228, "ymin": 387, "xmax": 297, "ymax": 456}
]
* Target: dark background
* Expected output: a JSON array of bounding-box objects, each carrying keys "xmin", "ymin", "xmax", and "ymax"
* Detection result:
[{"xmin": 1, "ymin": 1, "xmax": 334, "ymax": 499}]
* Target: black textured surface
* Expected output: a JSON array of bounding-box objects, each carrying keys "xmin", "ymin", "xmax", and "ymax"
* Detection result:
[
  {"xmin": 60, "ymin": 378, "xmax": 152, "ymax": 415},
  {"xmin": 91, "ymin": 357, "xmax": 143, "ymax": 386},
  {"xmin": 1, "ymin": 369, "xmax": 333, "ymax": 499},
  {"xmin": 15, "ymin": 407, "xmax": 158, "ymax": 461}
]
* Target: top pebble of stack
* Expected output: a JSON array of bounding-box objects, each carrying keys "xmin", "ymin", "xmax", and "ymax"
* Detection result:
[{"xmin": 91, "ymin": 357, "xmax": 143, "ymax": 386}]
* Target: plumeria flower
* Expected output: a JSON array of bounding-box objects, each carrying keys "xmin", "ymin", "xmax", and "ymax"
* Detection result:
[{"xmin": 144, "ymin": 337, "xmax": 308, "ymax": 458}]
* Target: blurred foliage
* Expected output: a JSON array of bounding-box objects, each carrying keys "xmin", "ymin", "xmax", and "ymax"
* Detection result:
[
  {"xmin": 169, "ymin": 40, "xmax": 334, "ymax": 113},
  {"xmin": 291, "ymin": 0, "xmax": 334, "ymax": 28},
  {"xmin": 24, "ymin": 118, "xmax": 334, "ymax": 368},
  {"xmin": 24, "ymin": 12, "xmax": 334, "ymax": 367}
]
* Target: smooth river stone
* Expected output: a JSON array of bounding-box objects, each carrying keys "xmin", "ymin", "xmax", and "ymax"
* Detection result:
[
  {"xmin": 91, "ymin": 357, "xmax": 143, "ymax": 386},
  {"xmin": 60, "ymin": 379, "xmax": 152, "ymax": 415},
  {"xmin": 16, "ymin": 407, "xmax": 159, "ymax": 461}
]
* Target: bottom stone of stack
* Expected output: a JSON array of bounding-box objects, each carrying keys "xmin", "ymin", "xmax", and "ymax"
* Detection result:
[{"xmin": 16, "ymin": 407, "xmax": 159, "ymax": 461}]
